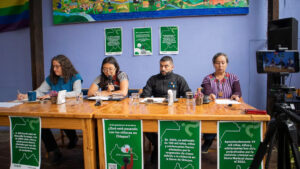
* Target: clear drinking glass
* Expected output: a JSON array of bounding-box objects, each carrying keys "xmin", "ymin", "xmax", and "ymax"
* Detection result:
[
  {"xmin": 131, "ymin": 93, "xmax": 140, "ymax": 105},
  {"xmin": 76, "ymin": 92, "xmax": 83, "ymax": 104},
  {"xmin": 186, "ymin": 91, "xmax": 194, "ymax": 105}
]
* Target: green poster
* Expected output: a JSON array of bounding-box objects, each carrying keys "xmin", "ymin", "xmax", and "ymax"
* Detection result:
[
  {"xmin": 160, "ymin": 26, "xmax": 179, "ymax": 54},
  {"xmin": 9, "ymin": 116, "xmax": 41, "ymax": 169},
  {"xmin": 105, "ymin": 27, "xmax": 122, "ymax": 55},
  {"xmin": 133, "ymin": 27, "xmax": 152, "ymax": 56},
  {"xmin": 218, "ymin": 121, "xmax": 262, "ymax": 169},
  {"xmin": 103, "ymin": 119, "xmax": 143, "ymax": 169},
  {"xmin": 159, "ymin": 120, "xmax": 201, "ymax": 169}
]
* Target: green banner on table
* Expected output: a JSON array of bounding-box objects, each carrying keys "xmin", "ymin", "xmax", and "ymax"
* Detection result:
[
  {"xmin": 9, "ymin": 116, "xmax": 41, "ymax": 169},
  {"xmin": 103, "ymin": 119, "xmax": 143, "ymax": 169},
  {"xmin": 159, "ymin": 120, "xmax": 201, "ymax": 169},
  {"xmin": 218, "ymin": 121, "xmax": 262, "ymax": 169},
  {"xmin": 105, "ymin": 27, "xmax": 122, "ymax": 55},
  {"xmin": 160, "ymin": 26, "xmax": 179, "ymax": 54},
  {"xmin": 133, "ymin": 27, "xmax": 152, "ymax": 56}
]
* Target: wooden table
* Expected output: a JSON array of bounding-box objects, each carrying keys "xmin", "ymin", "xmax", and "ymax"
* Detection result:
[
  {"xmin": 95, "ymin": 98, "xmax": 270, "ymax": 169},
  {"xmin": 0, "ymin": 100, "xmax": 98, "ymax": 169}
]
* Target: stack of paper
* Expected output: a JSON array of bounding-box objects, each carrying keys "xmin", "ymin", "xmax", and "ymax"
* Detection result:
[
  {"xmin": 215, "ymin": 99, "xmax": 241, "ymax": 105},
  {"xmin": 0, "ymin": 102, "xmax": 23, "ymax": 108},
  {"xmin": 140, "ymin": 98, "xmax": 166, "ymax": 103}
]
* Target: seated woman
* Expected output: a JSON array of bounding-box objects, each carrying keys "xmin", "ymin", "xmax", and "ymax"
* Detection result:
[
  {"xmin": 88, "ymin": 56, "xmax": 128, "ymax": 97},
  {"xmin": 201, "ymin": 52, "xmax": 242, "ymax": 153},
  {"xmin": 17, "ymin": 54, "xmax": 83, "ymax": 164}
]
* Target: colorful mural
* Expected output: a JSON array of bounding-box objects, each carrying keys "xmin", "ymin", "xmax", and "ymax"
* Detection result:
[{"xmin": 53, "ymin": 0, "xmax": 249, "ymax": 24}]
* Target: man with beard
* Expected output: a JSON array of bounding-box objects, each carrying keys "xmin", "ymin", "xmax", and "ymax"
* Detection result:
[
  {"xmin": 141, "ymin": 56, "xmax": 191, "ymax": 167},
  {"xmin": 141, "ymin": 56, "xmax": 191, "ymax": 98}
]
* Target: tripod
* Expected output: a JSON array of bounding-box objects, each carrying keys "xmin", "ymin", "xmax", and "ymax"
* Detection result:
[{"xmin": 250, "ymin": 103, "xmax": 300, "ymax": 169}]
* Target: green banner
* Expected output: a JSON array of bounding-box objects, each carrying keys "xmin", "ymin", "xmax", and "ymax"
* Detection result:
[
  {"xmin": 105, "ymin": 27, "xmax": 122, "ymax": 55},
  {"xmin": 103, "ymin": 119, "xmax": 143, "ymax": 169},
  {"xmin": 10, "ymin": 116, "xmax": 41, "ymax": 169},
  {"xmin": 159, "ymin": 120, "xmax": 201, "ymax": 169},
  {"xmin": 218, "ymin": 121, "xmax": 262, "ymax": 169},
  {"xmin": 160, "ymin": 26, "xmax": 179, "ymax": 54},
  {"xmin": 133, "ymin": 27, "xmax": 152, "ymax": 56}
]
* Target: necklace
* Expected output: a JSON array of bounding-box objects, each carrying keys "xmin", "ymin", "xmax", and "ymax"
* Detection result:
[
  {"xmin": 217, "ymin": 81, "xmax": 224, "ymax": 97},
  {"xmin": 215, "ymin": 72, "xmax": 227, "ymax": 98}
]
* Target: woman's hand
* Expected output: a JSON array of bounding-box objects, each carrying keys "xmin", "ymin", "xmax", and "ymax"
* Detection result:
[
  {"xmin": 38, "ymin": 94, "xmax": 50, "ymax": 100},
  {"xmin": 231, "ymin": 95, "xmax": 240, "ymax": 101},
  {"xmin": 107, "ymin": 84, "xmax": 115, "ymax": 92},
  {"xmin": 96, "ymin": 91, "xmax": 112, "ymax": 96},
  {"xmin": 17, "ymin": 93, "xmax": 27, "ymax": 100},
  {"xmin": 209, "ymin": 94, "xmax": 216, "ymax": 101}
]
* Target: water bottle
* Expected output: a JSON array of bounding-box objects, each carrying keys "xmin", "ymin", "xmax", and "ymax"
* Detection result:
[{"xmin": 168, "ymin": 89, "xmax": 174, "ymax": 106}]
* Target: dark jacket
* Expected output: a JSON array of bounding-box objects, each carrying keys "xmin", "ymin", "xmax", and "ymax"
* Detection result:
[{"xmin": 141, "ymin": 72, "xmax": 191, "ymax": 98}]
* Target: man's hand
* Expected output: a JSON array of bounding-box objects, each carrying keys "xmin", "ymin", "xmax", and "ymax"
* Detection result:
[{"xmin": 209, "ymin": 94, "xmax": 216, "ymax": 101}]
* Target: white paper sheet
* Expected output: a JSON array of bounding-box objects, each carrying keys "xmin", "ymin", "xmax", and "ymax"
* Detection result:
[
  {"xmin": 0, "ymin": 102, "xmax": 23, "ymax": 108},
  {"xmin": 88, "ymin": 96, "xmax": 109, "ymax": 100},
  {"xmin": 215, "ymin": 99, "xmax": 241, "ymax": 105},
  {"xmin": 140, "ymin": 97, "xmax": 166, "ymax": 103}
]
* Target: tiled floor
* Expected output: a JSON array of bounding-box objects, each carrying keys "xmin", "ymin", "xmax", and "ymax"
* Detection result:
[{"xmin": 0, "ymin": 128, "xmax": 278, "ymax": 169}]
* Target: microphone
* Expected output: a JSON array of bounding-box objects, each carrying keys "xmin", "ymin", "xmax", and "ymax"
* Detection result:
[{"xmin": 108, "ymin": 76, "xmax": 113, "ymax": 85}]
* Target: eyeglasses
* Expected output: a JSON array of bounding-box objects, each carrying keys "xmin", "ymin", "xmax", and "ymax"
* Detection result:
[
  {"xmin": 53, "ymin": 65, "xmax": 61, "ymax": 69},
  {"xmin": 102, "ymin": 67, "xmax": 115, "ymax": 72}
]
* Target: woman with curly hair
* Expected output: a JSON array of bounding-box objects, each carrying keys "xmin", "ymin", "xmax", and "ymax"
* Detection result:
[
  {"xmin": 18, "ymin": 54, "xmax": 82, "ymax": 99},
  {"xmin": 17, "ymin": 54, "xmax": 83, "ymax": 164}
]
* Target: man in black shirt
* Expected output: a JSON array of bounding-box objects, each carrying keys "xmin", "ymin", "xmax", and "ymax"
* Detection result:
[
  {"xmin": 141, "ymin": 56, "xmax": 191, "ymax": 98},
  {"xmin": 141, "ymin": 56, "xmax": 191, "ymax": 167}
]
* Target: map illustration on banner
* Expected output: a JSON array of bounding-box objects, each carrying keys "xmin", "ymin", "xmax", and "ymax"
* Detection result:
[
  {"xmin": 10, "ymin": 116, "xmax": 41, "ymax": 169},
  {"xmin": 103, "ymin": 119, "xmax": 143, "ymax": 169},
  {"xmin": 52, "ymin": 0, "xmax": 249, "ymax": 24},
  {"xmin": 133, "ymin": 27, "xmax": 152, "ymax": 56},
  {"xmin": 159, "ymin": 120, "xmax": 201, "ymax": 169},
  {"xmin": 218, "ymin": 121, "xmax": 262, "ymax": 169},
  {"xmin": 105, "ymin": 27, "xmax": 122, "ymax": 55},
  {"xmin": 160, "ymin": 26, "xmax": 179, "ymax": 54}
]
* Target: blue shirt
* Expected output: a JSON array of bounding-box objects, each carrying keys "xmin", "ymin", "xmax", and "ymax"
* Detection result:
[{"xmin": 46, "ymin": 74, "xmax": 83, "ymax": 92}]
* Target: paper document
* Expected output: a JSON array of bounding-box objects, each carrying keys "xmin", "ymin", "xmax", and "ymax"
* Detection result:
[
  {"xmin": 215, "ymin": 99, "xmax": 241, "ymax": 105},
  {"xmin": 0, "ymin": 102, "xmax": 23, "ymax": 108},
  {"xmin": 88, "ymin": 96, "xmax": 109, "ymax": 100},
  {"xmin": 140, "ymin": 97, "xmax": 166, "ymax": 103}
]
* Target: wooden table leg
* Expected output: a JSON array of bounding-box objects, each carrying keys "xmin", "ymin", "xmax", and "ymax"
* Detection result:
[
  {"xmin": 97, "ymin": 119, "xmax": 105, "ymax": 169},
  {"xmin": 82, "ymin": 119, "xmax": 96, "ymax": 169}
]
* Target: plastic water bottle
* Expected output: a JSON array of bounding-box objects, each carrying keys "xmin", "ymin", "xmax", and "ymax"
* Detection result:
[{"xmin": 168, "ymin": 89, "xmax": 174, "ymax": 106}]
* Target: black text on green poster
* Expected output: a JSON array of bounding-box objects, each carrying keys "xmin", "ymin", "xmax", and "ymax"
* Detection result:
[
  {"xmin": 218, "ymin": 121, "xmax": 262, "ymax": 169},
  {"xmin": 103, "ymin": 119, "xmax": 143, "ymax": 169},
  {"xmin": 10, "ymin": 116, "xmax": 41, "ymax": 168},
  {"xmin": 159, "ymin": 120, "xmax": 200, "ymax": 169}
]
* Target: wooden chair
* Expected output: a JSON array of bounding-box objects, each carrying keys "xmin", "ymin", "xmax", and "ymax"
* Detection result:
[
  {"xmin": 127, "ymin": 89, "xmax": 143, "ymax": 97},
  {"xmin": 81, "ymin": 88, "xmax": 89, "ymax": 96}
]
